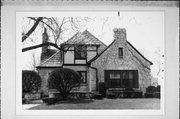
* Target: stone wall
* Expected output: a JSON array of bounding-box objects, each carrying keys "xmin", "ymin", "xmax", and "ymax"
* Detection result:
[
  {"xmin": 38, "ymin": 68, "xmax": 57, "ymax": 95},
  {"xmin": 91, "ymin": 28, "xmax": 152, "ymax": 94}
]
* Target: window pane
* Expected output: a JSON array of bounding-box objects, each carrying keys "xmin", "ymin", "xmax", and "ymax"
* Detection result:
[
  {"xmin": 129, "ymin": 71, "xmax": 133, "ymax": 79},
  {"xmin": 75, "ymin": 46, "xmax": 86, "ymax": 59},
  {"xmin": 110, "ymin": 72, "xmax": 120, "ymax": 79}
]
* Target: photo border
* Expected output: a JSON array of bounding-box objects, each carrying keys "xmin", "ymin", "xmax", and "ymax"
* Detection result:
[{"xmin": 1, "ymin": 2, "xmax": 179, "ymax": 119}]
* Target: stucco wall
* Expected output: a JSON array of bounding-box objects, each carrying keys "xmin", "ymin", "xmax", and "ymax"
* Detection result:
[{"xmin": 91, "ymin": 28, "xmax": 152, "ymax": 93}]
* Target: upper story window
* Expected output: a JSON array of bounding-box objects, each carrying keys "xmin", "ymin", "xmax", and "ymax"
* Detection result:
[
  {"xmin": 119, "ymin": 47, "xmax": 123, "ymax": 58},
  {"xmin": 75, "ymin": 45, "xmax": 87, "ymax": 59}
]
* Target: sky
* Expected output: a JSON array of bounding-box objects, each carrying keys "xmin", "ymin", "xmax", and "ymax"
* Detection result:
[{"xmin": 21, "ymin": 11, "xmax": 164, "ymax": 85}]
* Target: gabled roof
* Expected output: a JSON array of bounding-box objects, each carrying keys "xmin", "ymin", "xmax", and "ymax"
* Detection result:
[
  {"xmin": 127, "ymin": 41, "xmax": 153, "ymax": 65},
  {"xmin": 37, "ymin": 30, "xmax": 107, "ymax": 68},
  {"xmin": 88, "ymin": 40, "xmax": 153, "ymax": 65},
  {"xmin": 37, "ymin": 51, "xmax": 63, "ymax": 68},
  {"xmin": 63, "ymin": 30, "xmax": 107, "ymax": 46}
]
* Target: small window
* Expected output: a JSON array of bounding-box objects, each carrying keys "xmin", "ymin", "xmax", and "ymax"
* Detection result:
[
  {"xmin": 119, "ymin": 48, "xmax": 123, "ymax": 58},
  {"xmin": 77, "ymin": 71, "xmax": 87, "ymax": 83}
]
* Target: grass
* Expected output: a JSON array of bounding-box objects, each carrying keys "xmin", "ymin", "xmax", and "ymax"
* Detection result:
[{"xmin": 29, "ymin": 98, "xmax": 160, "ymax": 110}]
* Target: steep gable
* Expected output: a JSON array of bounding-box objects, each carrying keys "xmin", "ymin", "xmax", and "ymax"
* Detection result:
[
  {"xmin": 64, "ymin": 30, "xmax": 107, "ymax": 46},
  {"xmin": 88, "ymin": 28, "xmax": 152, "ymax": 66}
]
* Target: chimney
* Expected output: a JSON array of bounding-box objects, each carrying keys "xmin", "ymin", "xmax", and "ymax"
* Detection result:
[
  {"xmin": 113, "ymin": 28, "xmax": 126, "ymax": 42},
  {"xmin": 42, "ymin": 28, "xmax": 49, "ymax": 53}
]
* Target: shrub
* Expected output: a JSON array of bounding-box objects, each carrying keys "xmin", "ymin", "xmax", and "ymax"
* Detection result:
[
  {"xmin": 22, "ymin": 70, "xmax": 42, "ymax": 99},
  {"xmin": 42, "ymin": 97, "xmax": 59, "ymax": 105},
  {"xmin": 133, "ymin": 91, "xmax": 143, "ymax": 98},
  {"xmin": 106, "ymin": 93, "xmax": 116, "ymax": 99},
  {"xmin": 154, "ymin": 92, "xmax": 160, "ymax": 98},
  {"xmin": 144, "ymin": 93, "xmax": 154, "ymax": 98},
  {"xmin": 48, "ymin": 68, "xmax": 81, "ymax": 100},
  {"xmin": 98, "ymin": 82, "xmax": 106, "ymax": 97},
  {"xmin": 93, "ymin": 93, "xmax": 103, "ymax": 100},
  {"xmin": 156, "ymin": 85, "xmax": 160, "ymax": 92},
  {"xmin": 146, "ymin": 86, "xmax": 156, "ymax": 93}
]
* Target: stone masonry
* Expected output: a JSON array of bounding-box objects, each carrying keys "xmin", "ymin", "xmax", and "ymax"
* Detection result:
[{"xmin": 91, "ymin": 28, "xmax": 152, "ymax": 94}]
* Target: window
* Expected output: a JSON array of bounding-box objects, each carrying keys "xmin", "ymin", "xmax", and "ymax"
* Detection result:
[
  {"xmin": 75, "ymin": 45, "xmax": 87, "ymax": 59},
  {"xmin": 106, "ymin": 70, "xmax": 138, "ymax": 88},
  {"xmin": 77, "ymin": 71, "xmax": 87, "ymax": 83},
  {"xmin": 119, "ymin": 48, "xmax": 123, "ymax": 58}
]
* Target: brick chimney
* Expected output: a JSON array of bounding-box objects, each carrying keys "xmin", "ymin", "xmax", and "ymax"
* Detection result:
[
  {"xmin": 113, "ymin": 28, "xmax": 126, "ymax": 42},
  {"xmin": 40, "ymin": 28, "xmax": 49, "ymax": 62},
  {"xmin": 42, "ymin": 28, "xmax": 49, "ymax": 53}
]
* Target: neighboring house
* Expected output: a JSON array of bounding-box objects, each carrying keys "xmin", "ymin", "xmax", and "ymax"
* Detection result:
[{"xmin": 37, "ymin": 28, "xmax": 153, "ymax": 95}]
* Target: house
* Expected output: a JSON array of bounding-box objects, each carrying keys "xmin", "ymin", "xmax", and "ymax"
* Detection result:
[{"xmin": 37, "ymin": 28, "xmax": 153, "ymax": 96}]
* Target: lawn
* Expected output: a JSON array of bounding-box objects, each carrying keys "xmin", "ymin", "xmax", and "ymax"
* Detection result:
[{"xmin": 29, "ymin": 98, "xmax": 160, "ymax": 110}]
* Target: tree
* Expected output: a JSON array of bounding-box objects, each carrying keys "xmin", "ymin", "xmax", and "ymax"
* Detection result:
[
  {"xmin": 22, "ymin": 17, "xmax": 91, "ymax": 52},
  {"xmin": 48, "ymin": 68, "xmax": 81, "ymax": 100},
  {"xmin": 22, "ymin": 70, "xmax": 42, "ymax": 98}
]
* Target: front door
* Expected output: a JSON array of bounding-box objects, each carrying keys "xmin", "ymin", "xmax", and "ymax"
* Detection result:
[{"xmin": 104, "ymin": 70, "xmax": 139, "ymax": 89}]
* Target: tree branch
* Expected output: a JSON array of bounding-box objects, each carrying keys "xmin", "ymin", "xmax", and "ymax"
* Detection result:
[
  {"xmin": 28, "ymin": 17, "xmax": 55, "ymax": 32},
  {"xmin": 22, "ymin": 17, "xmax": 43, "ymax": 42},
  {"xmin": 22, "ymin": 42, "xmax": 62, "ymax": 52}
]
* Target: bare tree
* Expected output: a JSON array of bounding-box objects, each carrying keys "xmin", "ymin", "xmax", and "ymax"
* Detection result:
[
  {"xmin": 22, "ymin": 17, "xmax": 91, "ymax": 52},
  {"xmin": 30, "ymin": 52, "xmax": 39, "ymax": 71}
]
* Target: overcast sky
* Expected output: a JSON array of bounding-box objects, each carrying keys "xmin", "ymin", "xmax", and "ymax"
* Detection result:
[{"xmin": 21, "ymin": 11, "xmax": 164, "ymax": 84}]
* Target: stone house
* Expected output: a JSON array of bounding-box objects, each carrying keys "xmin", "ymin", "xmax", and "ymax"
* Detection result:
[{"xmin": 37, "ymin": 28, "xmax": 153, "ymax": 95}]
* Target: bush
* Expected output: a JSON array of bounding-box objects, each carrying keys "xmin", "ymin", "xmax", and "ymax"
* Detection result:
[
  {"xmin": 42, "ymin": 97, "xmax": 59, "ymax": 105},
  {"xmin": 93, "ymin": 94, "xmax": 103, "ymax": 100},
  {"xmin": 106, "ymin": 93, "xmax": 116, "ymax": 99},
  {"xmin": 146, "ymin": 86, "xmax": 156, "ymax": 93},
  {"xmin": 22, "ymin": 70, "xmax": 42, "ymax": 99},
  {"xmin": 133, "ymin": 91, "xmax": 143, "ymax": 98},
  {"xmin": 154, "ymin": 92, "xmax": 160, "ymax": 98},
  {"xmin": 48, "ymin": 68, "xmax": 81, "ymax": 100},
  {"xmin": 98, "ymin": 82, "xmax": 106, "ymax": 97},
  {"xmin": 144, "ymin": 93, "xmax": 154, "ymax": 98},
  {"xmin": 156, "ymin": 85, "xmax": 160, "ymax": 92}
]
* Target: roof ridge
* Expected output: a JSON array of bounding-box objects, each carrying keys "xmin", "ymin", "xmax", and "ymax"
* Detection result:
[{"xmin": 82, "ymin": 30, "xmax": 107, "ymax": 46}]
